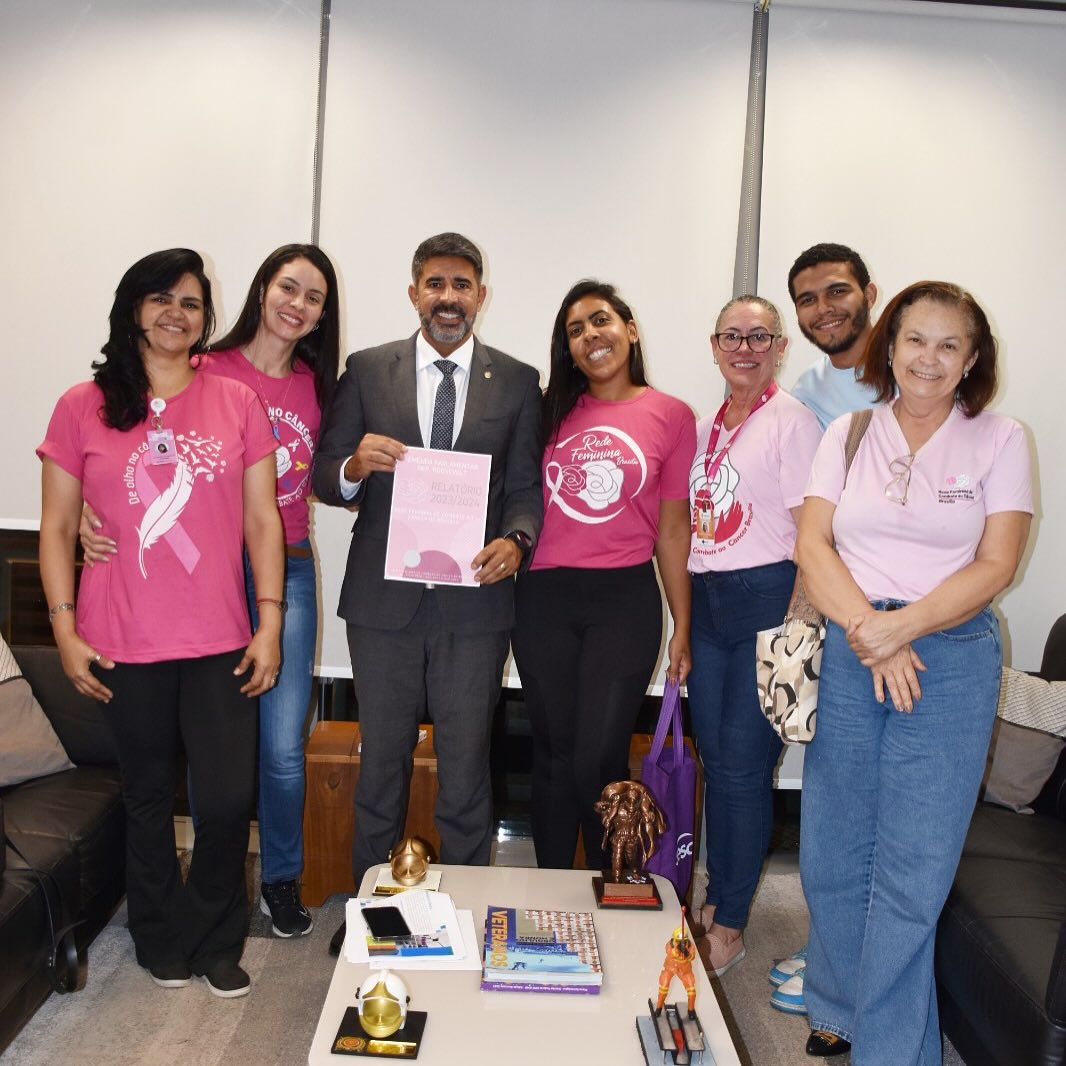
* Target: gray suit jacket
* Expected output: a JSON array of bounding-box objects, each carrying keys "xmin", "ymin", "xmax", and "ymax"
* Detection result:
[{"xmin": 312, "ymin": 333, "xmax": 543, "ymax": 634}]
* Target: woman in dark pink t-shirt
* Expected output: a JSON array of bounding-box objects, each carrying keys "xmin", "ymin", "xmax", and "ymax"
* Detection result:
[
  {"xmin": 80, "ymin": 245, "xmax": 341, "ymax": 941},
  {"xmin": 38, "ymin": 249, "xmax": 284, "ymax": 998},
  {"xmin": 512, "ymin": 279, "xmax": 695, "ymax": 872}
]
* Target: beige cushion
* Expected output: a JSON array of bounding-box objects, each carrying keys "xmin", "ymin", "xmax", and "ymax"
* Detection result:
[
  {"xmin": 0, "ymin": 635, "xmax": 75, "ymax": 787},
  {"xmin": 982, "ymin": 716, "xmax": 1066, "ymax": 814}
]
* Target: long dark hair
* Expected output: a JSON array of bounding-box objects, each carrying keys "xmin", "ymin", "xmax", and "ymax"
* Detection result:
[
  {"xmin": 92, "ymin": 249, "xmax": 214, "ymax": 431},
  {"xmin": 859, "ymin": 280, "xmax": 997, "ymax": 417},
  {"xmin": 211, "ymin": 244, "xmax": 341, "ymax": 410},
  {"xmin": 543, "ymin": 279, "xmax": 648, "ymax": 446}
]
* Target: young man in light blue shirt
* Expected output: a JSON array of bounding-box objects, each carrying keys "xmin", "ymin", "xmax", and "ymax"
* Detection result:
[{"xmin": 788, "ymin": 243, "xmax": 879, "ymax": 431}]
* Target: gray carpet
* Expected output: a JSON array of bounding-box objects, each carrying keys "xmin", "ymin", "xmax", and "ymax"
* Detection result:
[
  {"xmin": 700, "ymin": 859, "xmax": 965, "ymax": 1066},
  {"xmin": 3, "ymin": 858, "xmax": 967, "ymax": 1065},
  {"xmin": 3, "ymin": 892, "xmax": 349, "ymax": 1066}
]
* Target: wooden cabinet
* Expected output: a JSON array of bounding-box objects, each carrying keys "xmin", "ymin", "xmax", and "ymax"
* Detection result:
[{"xmin": 301, "ymin": 722, "xmax": 440, "ymax": 906}]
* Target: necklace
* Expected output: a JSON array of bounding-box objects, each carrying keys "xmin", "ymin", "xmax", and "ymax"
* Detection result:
[{"xmin": 247, "ymin": 357, "xmax": 296, "ymax": 442}]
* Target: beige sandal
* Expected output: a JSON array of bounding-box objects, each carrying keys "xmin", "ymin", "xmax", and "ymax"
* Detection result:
[
  {"xmin": 689, "ymin": 903, "xmax": 716, "ymax": 937},
  {"xmin": 703, "ymin": 929, "xmax": 746, "ymax": 977}
]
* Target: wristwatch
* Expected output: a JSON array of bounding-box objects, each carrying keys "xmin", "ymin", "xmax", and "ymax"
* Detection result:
[{"xmin": 503, "ymin": 529, "xmax": 533, "ymax": 558}]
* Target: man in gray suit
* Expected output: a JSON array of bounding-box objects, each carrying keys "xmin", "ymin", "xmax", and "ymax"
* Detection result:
[{"xmin": 313, "ymin": 233, "xmax": 542, "ymax": 953}]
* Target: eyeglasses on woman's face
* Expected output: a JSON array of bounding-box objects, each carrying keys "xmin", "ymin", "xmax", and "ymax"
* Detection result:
[
  {"xmin": 713, "ymin": 330, "xmax": 777, "ymax": 354},
  {"xmin": 884, "ymin": 454, "xmax": 916, "ymax": 506}
]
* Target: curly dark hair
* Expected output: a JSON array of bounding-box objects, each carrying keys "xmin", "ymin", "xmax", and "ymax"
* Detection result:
[
  {"xmin": 92, "ymin": 249, "xmax": 214, "ymax": 431},
  {"xmin": 543, "ymin": 279, "xmax": 648, "ymax": 446},
  {"xmin": 211, "ymin": 244, "xmax": 340, "ymax": 411},
  {"xmin": 787, "ymin": 242, "xmax": 871, "ymax": 301},
  {"xmin": 859, "ymin": 281, "xmax": 997, "ymax": 417}
]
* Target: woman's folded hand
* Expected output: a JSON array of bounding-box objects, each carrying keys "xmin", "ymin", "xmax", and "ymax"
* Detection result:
[{"xmin": 869, "ymin": 645, "xmax": 926, "ymax": 713}]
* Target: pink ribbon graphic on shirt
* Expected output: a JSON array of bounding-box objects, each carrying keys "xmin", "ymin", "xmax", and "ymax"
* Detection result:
[{"xmin": 134, "ymin": 459, "xmax": 201, "ymax": 577}]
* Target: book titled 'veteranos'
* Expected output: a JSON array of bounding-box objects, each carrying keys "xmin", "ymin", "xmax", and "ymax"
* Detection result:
[{"xmin": 480, "ymin": 905, "xmax": 603, "ymax": 994}]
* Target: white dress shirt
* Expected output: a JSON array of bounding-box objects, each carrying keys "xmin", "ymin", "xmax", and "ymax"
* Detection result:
[{"xmin": 338, "ymin": 333, "xmax": 476, "ymax": 500}]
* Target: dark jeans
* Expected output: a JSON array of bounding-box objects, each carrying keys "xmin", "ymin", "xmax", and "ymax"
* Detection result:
[
  {"xmin": 102, "ymin": 649, "xmax": 256, "ymax": 973},
  {"xmin": 687, "ymin": 560, "xmax": 794, "ymax": 929},
  {"xmin": 245, "ymin": 542, "xmax": 317, "ymax": 885},
  {"xmin": 513, "ymin": 562, "xmax": 663, "ymax": 870}
]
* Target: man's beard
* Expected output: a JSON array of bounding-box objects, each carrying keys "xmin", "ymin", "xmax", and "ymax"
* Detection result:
[
  {"xmin": 802, "ymin": 299, "xmax": 870, "ymax": 356},
  {"xmin": 421, "ymin": 304, "xmax": 474, "ymax": 346}
]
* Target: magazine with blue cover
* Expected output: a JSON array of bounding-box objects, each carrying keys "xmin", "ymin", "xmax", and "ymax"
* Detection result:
[{"xmin": 481, "ymin": 906, "xmax": 602, "ymax": 989}]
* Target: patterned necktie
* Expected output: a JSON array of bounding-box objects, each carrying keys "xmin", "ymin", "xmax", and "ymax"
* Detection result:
[{"xmin": 430, "ymin": 359, "xmax": 458, "ymax": 450}]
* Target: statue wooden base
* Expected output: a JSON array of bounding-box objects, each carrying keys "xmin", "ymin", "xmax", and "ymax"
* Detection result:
[{"xmin": 592, "ymin": 871, "xmax": 664, "ymax": 910}]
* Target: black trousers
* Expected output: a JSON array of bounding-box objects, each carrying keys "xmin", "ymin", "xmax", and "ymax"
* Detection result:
[
  {"xmin": 512, "ymin": 563, "xmax": 663, "ymax": 870},
  {"xmin": 101, "ymin": 650, "xmax": 256, "ymax": 974}
]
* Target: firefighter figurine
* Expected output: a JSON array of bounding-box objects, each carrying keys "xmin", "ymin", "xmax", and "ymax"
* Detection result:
[{"xmin": 656, "ymin": 908, "xmax": 697, "ymax": 1014}]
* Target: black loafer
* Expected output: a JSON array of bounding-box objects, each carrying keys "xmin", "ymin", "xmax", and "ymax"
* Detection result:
[
  {"xmin": 328, "ymin": 919, "xmax": 347, "ymax": 958},
  {"xmin": 806, "ymin": 1030, "xmax": 851, "ymax": 1057}
]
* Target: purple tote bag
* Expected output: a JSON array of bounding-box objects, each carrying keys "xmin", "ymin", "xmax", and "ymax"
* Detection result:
[{"xmin": 641, "ymin": 680, "xmax": 697, "ymax": 900}]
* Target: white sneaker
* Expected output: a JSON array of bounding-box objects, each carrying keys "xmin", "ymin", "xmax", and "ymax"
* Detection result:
[
  {"xmin": 768, "ymin": 945, "xmax": 807, "ymax": 986},
  {"xmin": 769, "ymin": 968, "xmax": 807, "ymax": 1014}
]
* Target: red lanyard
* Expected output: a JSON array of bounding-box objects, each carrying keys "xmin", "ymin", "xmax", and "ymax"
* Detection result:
[{"xmin": 702, "ymin": 382, "xmax": 777, "ymax": 483}]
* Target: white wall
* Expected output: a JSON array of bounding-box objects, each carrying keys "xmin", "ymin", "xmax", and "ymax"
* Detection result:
[
  {"xmin": 312, "ymin": 0, "xmax": 752, "ymax": 677},
  {"xmin": 759, "ymin": 2, "xmax": 1066, "ymax": 669},
  {"xmin": 1, "ymin": 0, "xmax": 321, "ymax": 523},
  {"xmin": 2, "ymin": 0, "xmax": 1062, "ymax": 676}
]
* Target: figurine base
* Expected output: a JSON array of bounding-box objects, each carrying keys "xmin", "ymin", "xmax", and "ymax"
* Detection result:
[
  {"xmin": 636, "ymin": 1000, "xmax": 708, "ymax": 1065},
  {"xmin": 592, "ymin": 874, "xmax": 663, "ymax": 910},
  {"xmin": 331, "ymin": 1007, "xmax": 427, "ymax": 1058}
]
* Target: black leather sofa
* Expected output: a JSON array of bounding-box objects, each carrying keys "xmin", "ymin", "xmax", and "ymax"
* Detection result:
[
  {"xmin": 936, "ymin": 619, "xmax": 1066, "ymax": 1066},
  {"xmin": 0, "ymin": 645, "xmax": 126, "ymax": 1053}
]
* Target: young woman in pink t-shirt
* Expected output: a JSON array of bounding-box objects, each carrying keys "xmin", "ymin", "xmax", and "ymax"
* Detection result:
[
  {"xmin": 512, "ymin": 280, "xmax": 696, "ymax": 871},
  {"xmin": 795, "ymin": 282, "xmax": 1033, "ymax": 1063},
  {"xmin": 38, "ymin": 249, "xmax": 284, "ymax": 998},
  {"xmin": 80, "ymin": 245, "xmax": 341, "ymax": 941}
]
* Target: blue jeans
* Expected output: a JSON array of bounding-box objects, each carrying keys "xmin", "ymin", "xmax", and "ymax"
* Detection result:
[
  {"xmin": 801, "ymin": 607, "xmax": 1001, "ymax": 1066},
  {"xmin": 245, "ymin": 541, "xmax": 317, "ymax": 885},
  {"xmin": 687, "ymin": 561, "xmax": 794, "ymax": 929}
]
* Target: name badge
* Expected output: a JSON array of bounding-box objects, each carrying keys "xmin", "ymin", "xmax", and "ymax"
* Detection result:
[
  {"xmin": 696, "ymin": 507, "xmax": 714, "ymax": 542},
  {"xmin": 147, "ymin": 428, "xmax": 177, "ymax": 465}
]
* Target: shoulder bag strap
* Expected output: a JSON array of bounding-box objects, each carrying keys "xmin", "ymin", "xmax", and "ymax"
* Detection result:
[{"xmin": 784, "ymin": 407, "xmax": 874, "ymax": 625}]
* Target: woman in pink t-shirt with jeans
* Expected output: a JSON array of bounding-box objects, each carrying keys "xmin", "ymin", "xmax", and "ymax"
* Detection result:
[
  {"xmin": 512, "ymin": 279, "xmax": 696, "ymax": 871},
  {"xmin": 81, "ymin": 245, "xmax": 341, "ymax": 940},
  {"xmin": 684, "ymin": 295, "xmax": 822, "ymax": 977},
  {"xmin": 795, "ymin": 282, "xmax": 1032, "ymax": 1063},
  {"xmin": 39, "ymin": 249, "xmax": 284, "ymax": 998}
]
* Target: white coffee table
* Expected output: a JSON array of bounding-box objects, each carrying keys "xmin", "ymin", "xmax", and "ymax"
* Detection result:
[{"xmin": 308, "ymin": 864, "xmax": 740, "ymax": 1065}]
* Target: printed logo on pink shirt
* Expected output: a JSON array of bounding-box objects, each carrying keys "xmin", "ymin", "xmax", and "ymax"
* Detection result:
[
  {"xmin": 272, "ymin": 407, "xmax": 315, "ymax": 509},
  {"xmin": 125, "ymin": 433, "xmax": 227, "ymax": 578},
  {"xmin": 545, "ymin": 425, "xmax": 648, "ymax": 524},
  {"xmin": 689, "ymin": 452, "xmax": 747, "ymax": 546},
  {"xmin": 938, "ymin": 473, "xmax": 975, "ymax": 504}
]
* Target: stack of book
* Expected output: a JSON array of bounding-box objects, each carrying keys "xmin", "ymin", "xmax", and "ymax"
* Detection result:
[{"xmin": 480, "ymin": 905, "xmax": 603, "ymax": 995}]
